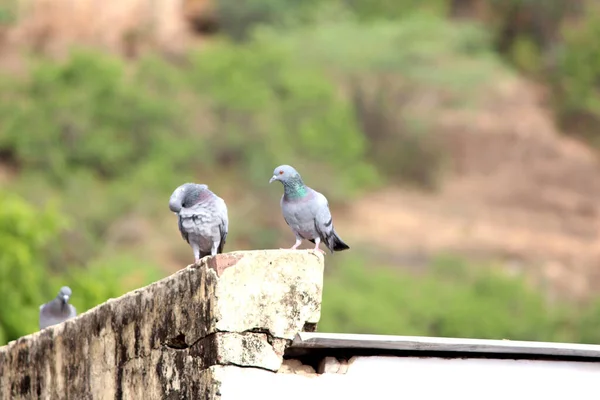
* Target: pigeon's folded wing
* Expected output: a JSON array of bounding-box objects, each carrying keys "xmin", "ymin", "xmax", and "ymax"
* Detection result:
[
  {"xmin": 177, "ymin": 215, "xmax": 189, "ymax": 243},
  {"xmin": 313, "ymin": 192, "xmax": 334, "ymax": 238},
  {"xmin": 178, "ymin": 205, "xmax": 212, "ymax": 233},
  {"xmin": 216, "ymin": 199, "xmax": 229, "ymax": 253}
]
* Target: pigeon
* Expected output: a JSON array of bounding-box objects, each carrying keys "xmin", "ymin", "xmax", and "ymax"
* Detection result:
[
  {"xmin": 269, "ymin": 164, "xmax": 350, "ymax": 254},
  {"xmin": 39, "ymin": 286, "xmax": 77, "ymax": 330},
  {"xmin": 169, "ymin": 183, "xmax": 229, "ymax": 263}
]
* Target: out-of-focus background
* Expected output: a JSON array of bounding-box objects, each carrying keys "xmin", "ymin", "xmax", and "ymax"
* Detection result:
[{"xmin": 2, "ymin": 0, "xmax": 600, "ymax": 346}]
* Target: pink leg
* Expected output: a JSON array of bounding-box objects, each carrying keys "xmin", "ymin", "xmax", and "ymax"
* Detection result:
[{"xmin": 313, "ymin": 238, "xmax": 326, "ymax": 254}]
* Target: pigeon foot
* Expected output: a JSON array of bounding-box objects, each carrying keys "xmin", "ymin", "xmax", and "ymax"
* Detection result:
[{"xmin": 312, "ymin": 246, "xmax": 326, "ymax": 254}]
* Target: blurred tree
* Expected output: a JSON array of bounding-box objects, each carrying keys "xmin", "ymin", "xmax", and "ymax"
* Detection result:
[
  {"xmin": 60, "ymin": 253, "xmax": 165, "ymax": 317},
  {"xmin": 0, "ymin": 0, "xmax": 17, "ymax": 26},
  {"xmin": 0, "ymin": 193, "xmax": 66, "ymax": 342},
  {"xmin": 213, "ymin": 0, "xmax": 322, "ymax": 41},
  {"xmin": 320, "ymin": 255, "xmax": 600, "ymax": 343},
  {"xmin": 0, "ymin": 191, "xmax": 165, "ymax": 346},
  {"xmin": 252, "ymin": 15, "xmax": 503, "ymax": 188},
  {"xmin": 552, "ymin": 3, "xmax": 600, "ymax": 143},
  {"xmin": 184, "ymin": 39, "xmax": 378, "ymax": 197},
  {"xmin": 0, "ymin": 51, "xmax": 184, "ymax": 183}
]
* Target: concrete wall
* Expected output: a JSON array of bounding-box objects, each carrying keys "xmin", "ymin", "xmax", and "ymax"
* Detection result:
[{"xmin": 0, "ymin": 250, "xmax": 324, "ymax": 400}]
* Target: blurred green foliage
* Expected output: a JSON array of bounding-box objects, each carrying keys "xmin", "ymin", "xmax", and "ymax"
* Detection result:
[
  {"xmin": 62, "ymin": 254, "xmax": 164, "ymax": 314},
  {"xmin": 253, "ymin": 15, "xmax": 506, "ymax": 187},
  {"xmin": 0, "ymin": 45, "xmax": 377, "ymax": 195},
  {"xmin": 214, "ymin": 0, "xmax": 449, "ymax": 40},
  {"xmin": 0, "ymin": 193, "xmax": 65, "ymax": 343},
  {"xmin": 0, "ymin": 0, "xmax": 16, "ymax": 26},
  {"xmin": 0, "ymin": 41, "xmax": 378, "ymax": 275},
  {"xmin": 341, "ymin": 0, "xmax": 449, "ymax": 21},
  {"xmin": 185, "ymin": 40, "xmax": 377, "ymax": 194},
  {"xmin": 213, "ymin": 0, "xmax": 600, "ymax": 145},
  {"xmin": 321, "ymin": 255, "xmax": 600, "ymax": 343},
  {"xmin": 0, "ymin": 51, "xmax": 186, "ymax": 183},
  {"xmin": 214, "ymin": 0, "xmax": 321, "ymax": 40},
  {"xmin": 0, "ymin": 193, "xmax": 162, "ymax": 344},
  {"xmin": 551, "ymin": 5, "xmax": 600, "ymax": 142}
]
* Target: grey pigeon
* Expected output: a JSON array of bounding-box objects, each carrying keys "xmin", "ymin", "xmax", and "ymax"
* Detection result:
[
  {"xmin": 269, "ymin": 164, "xmax": 350, "ymax": 254},
  {"xmin": 169, "ymin": 183, "xmax": 229, "ymax": 263},
  {"xmin": 39, "ymin": 286, "xmax": 77, "ymax": 330}
]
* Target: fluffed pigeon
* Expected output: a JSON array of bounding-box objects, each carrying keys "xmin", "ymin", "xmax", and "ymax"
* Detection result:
[
  {"xmin": 269, "ymin": 164, "xmax": 350, "ymax": 254},
  {"xmin": 39, "ymin": 286, "xmax": 77, "ymax": 330},
  {"xmin": 169, "ymin": 183, "xmax": 229, "ymax": 263}
]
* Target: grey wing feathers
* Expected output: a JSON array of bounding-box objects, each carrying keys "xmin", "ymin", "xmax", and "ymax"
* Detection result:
[
  {"xmin": 313, "ymin": 192, "xmax": 334, "ymax": 240},
  {"xmin": 313, "ymin": 190, "xmax": 350, "ymax": 252},
  {"xmin": 178, "ymin": 204, "xmax": 213, "ymax": 233},
  {"xmin": 178, "ymin": 215, "xmax": 189, "ymax": 243},
  {"xmin": 216, "ymin": 198, "xmax": 229, "ymax": 254}
]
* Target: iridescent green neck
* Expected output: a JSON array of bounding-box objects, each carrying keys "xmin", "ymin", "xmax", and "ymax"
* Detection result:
[{"xmin": 283, "ymin": 176, "xmax": 308, "ymax": 199}]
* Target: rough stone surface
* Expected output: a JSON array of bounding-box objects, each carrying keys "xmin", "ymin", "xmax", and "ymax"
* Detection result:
[
  {"xmin": 210, "ymin": 332, "xmax": 288, "ymax": 371},
  {"xmin": 277, "ymin": 359, "xmax": 317, "ymax": 376},
  {"xmin": 210, "ymin": 250, "xmax": 324, "ymax": 340},
  {"xmin": 318, "ymin": 356, "xmax": 342, "ymax": 374},
  {"xmin": 0, "ymin": 250, "xmax": 324, "ymax": 400}
]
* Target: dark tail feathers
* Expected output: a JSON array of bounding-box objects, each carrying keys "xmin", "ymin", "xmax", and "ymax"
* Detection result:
[{"xmin": 327, "ymin": 230, "xmax": 350, "ymax": 253}]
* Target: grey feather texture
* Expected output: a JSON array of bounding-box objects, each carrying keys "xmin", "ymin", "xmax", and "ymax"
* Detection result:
[
  {"xmin": 39, "ymin": 286, "xmax": 77, "ymax": 330},
  {"xmin": 269, "ymin": 165, "xmax": 349, "ymax": 254},
  {"xmin": 169, "ymin": 182, "xmax": 229, "ymax": 263}
]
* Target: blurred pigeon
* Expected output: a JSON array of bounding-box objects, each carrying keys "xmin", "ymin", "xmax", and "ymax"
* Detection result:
[
  {"xmin": 269, "ymin": 164, "xmax": 349, "ymax": 254},
  {"xmin": 39, "ymin": 286, "xmax": 77, "ymax": 330},
  {"xmin": 169, "ymin": 183, "xmax": 229, "ymax": 263}
]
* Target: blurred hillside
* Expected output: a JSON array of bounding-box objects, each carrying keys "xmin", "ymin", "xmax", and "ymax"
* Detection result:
[{"xmin": 2, "ymin": 0, "xmax": 600, "ymax": 346}]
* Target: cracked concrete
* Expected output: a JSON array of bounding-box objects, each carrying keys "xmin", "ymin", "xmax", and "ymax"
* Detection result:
[{"xmin": 0, "ymin": 250, "xmax": 324, "ymax": 399}]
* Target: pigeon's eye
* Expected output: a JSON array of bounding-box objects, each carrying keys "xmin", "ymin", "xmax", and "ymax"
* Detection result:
[{"xmin": 279, "ymin": 170, "xmax": 284, "ymax": 175}]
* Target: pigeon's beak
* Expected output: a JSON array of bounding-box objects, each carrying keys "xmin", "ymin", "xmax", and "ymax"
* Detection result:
[
  {"xmin": 269, "ymin": 175, "xmax": 277, "ymax": 184},
  {"xmin": 62, "ymin": 295, "xmax": 69, "ymax": 303}
]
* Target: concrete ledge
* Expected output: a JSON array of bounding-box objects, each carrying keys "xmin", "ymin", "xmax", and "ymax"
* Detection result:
[{"xmin": 0, "ymin": 250, "xmax": 325, "ymax": 399}]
